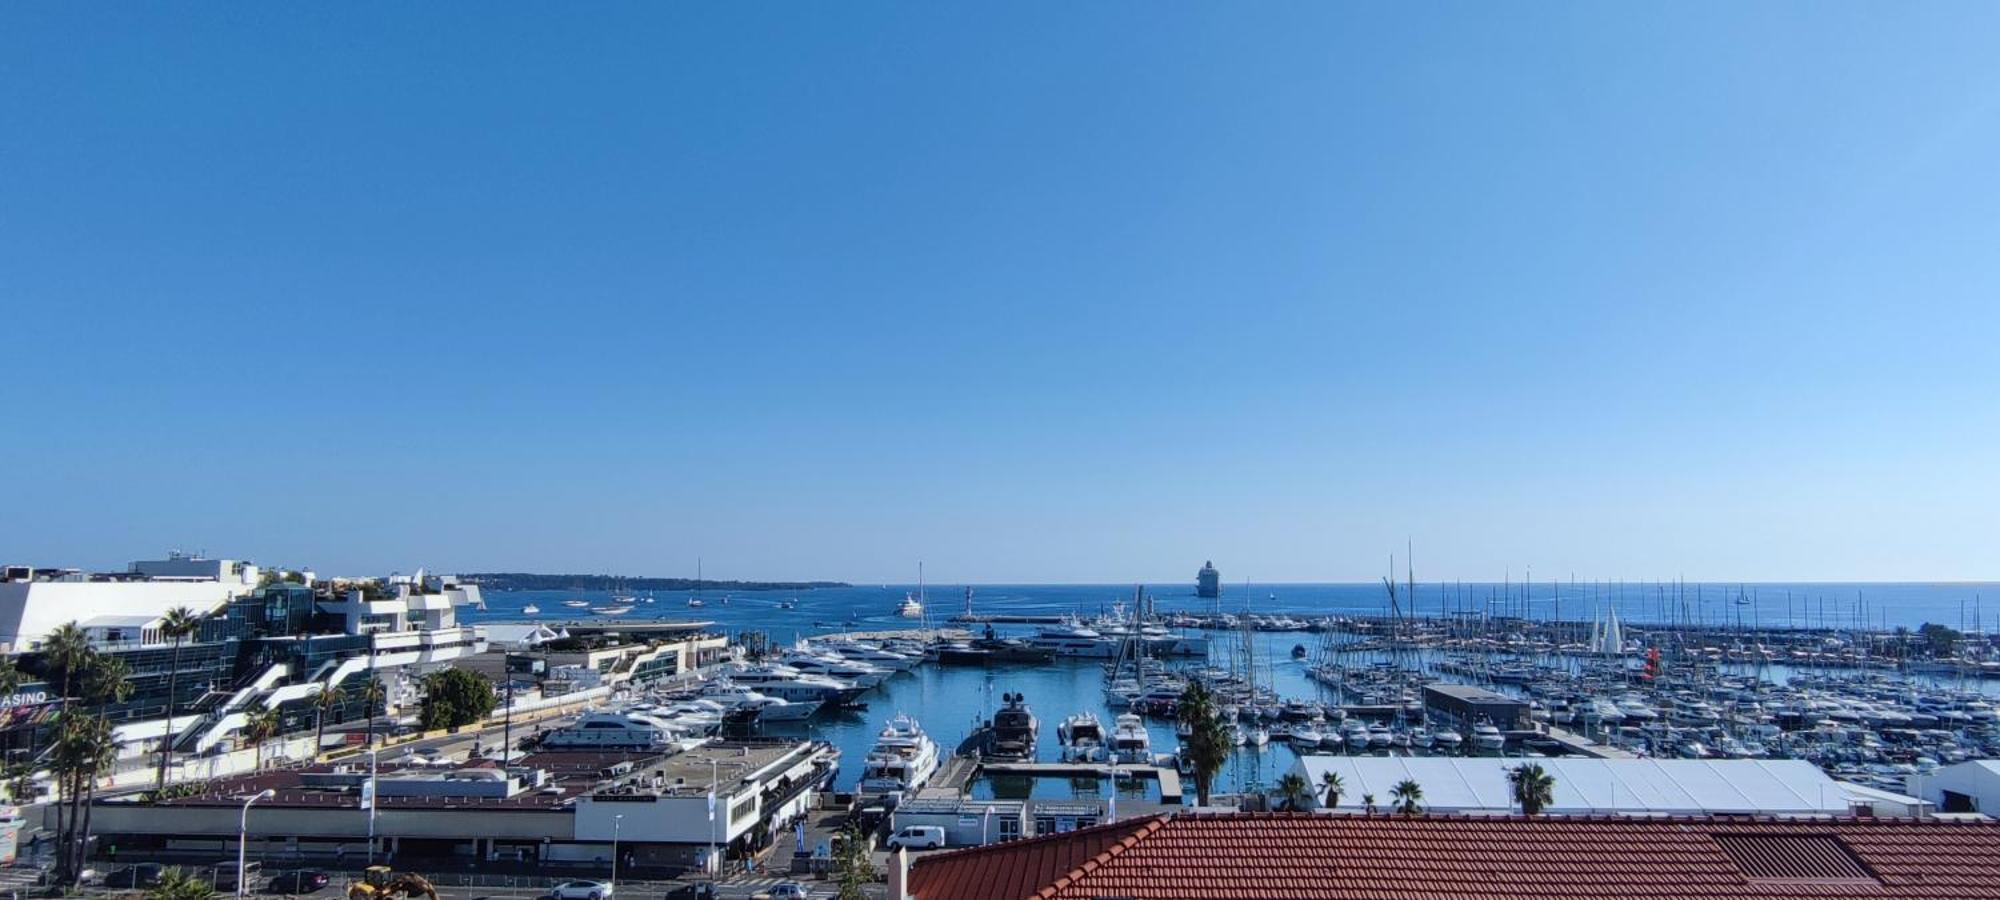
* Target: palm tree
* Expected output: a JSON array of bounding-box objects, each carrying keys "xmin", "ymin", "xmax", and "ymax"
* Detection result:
[
  {"xmin": 312, "ymin": 685, "xmax": 341, "ymax": 759},
  {"xmin": 40, "ymin": 622, "xmax": 93, "ymax": 708},
  {"xmin": 1362, "ymin": 793, "xmax": 1377, "ymax": 814},
  {"xmin": 1318, "ymin": 771, "xmax": 1345, "ymax": 810},
  {"xmin": 147, "ymin": 867, "xmax": 215, "ymax": 900},
  {"xmin": 1274, "ymin": 772, "xmax": 1312, "ymax": 811},
  {"xmin": 154, "ymin": 606, "xmax": 202, "ymax": 790},
  {"xmin": 360, "ymin": 677, "xmax": 387, "ymax": 748},
  {"xmin": 1508, "ymin": 763, "xmax": 1556, "ymax": 816},
  {"xmin": 243, "ymin": 702, "xmax": 283, "ymax": 769},
  {"xmin": 50, "ymin": 713, "xmax": 116, "ymax": 884},
  {"xmin": 1175, "ymin": 681, "xmax": 1233, "ymax": 807},
  {"xmin": 1389, "ymin": 779, "xmax": 1424, "ymax": 816}
]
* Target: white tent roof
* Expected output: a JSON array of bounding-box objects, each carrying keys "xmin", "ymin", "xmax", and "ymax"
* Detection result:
[{"xmin": 1291, "ymin": 756, "xmax": 1849, "ymax": 815}]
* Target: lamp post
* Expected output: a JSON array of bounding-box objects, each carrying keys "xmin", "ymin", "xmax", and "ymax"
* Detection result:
[
  {"xmin": 609, "ymin": 814, "xmax": 623, "ymax": 890},
  {"xmin": 237, "ymin": 788, "xmax": 275, "ymax": 899},
  {"xmin": 364, "ymin": 748, "xmax": 379, "ymax": 865},
  {"xmin": 708, "ymin": 759, "xmax": 719, "ymax": 883}
]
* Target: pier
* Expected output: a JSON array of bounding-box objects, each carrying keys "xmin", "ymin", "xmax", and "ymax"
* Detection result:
[{"xmin": 977, "ymin": 761, "xmax": 1185, "ymax": 803}]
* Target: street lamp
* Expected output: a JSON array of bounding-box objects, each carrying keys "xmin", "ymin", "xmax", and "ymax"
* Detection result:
[
  {"xmin": 362, "ymin": 747, "xmax": 381, "ymax": 864},
  {"xmin": 237, "ymin": 788, "xmax": 275, "ymax": 899},
  {"xmin": 609, "ymin": 814, "xmax": 623, "ymax": 891}
]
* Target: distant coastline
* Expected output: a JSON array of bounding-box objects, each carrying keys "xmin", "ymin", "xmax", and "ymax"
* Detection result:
[{"xmin": 463, "ymin": 572, "xmax": 848, "ymax": 592}]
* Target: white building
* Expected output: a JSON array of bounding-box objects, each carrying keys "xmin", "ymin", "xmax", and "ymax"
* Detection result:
[
  {"xmin": 1907, "ymin": 760, "xmax": 2000, "ymax": 816},
  {"xmin": 1289, "ymin": 756, "xmax": 1859, "ymax": 816},
  {"xmin": 0, "ymin": 556, "xmax": 258, "ymax": 651}
]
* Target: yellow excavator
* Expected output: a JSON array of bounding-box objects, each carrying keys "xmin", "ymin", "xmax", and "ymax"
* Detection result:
[{"xmin": 347, "ymin": 866, "xmax": 439, "ymax": 900}]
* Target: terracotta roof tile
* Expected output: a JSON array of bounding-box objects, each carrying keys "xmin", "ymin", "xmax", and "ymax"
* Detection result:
[{"xmin": 905, "ymin": 813, "xmax": 2000, "ymax": 900}]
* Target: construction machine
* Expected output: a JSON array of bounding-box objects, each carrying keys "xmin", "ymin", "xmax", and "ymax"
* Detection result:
[{"xmin": 346, "ymin": 866, "xmax": 438, "ymax": 900}]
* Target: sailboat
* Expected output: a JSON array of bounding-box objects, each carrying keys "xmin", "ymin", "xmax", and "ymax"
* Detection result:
[{"xmin": 689, "ymin": 558, "xmax": 707, "ymax": 607}]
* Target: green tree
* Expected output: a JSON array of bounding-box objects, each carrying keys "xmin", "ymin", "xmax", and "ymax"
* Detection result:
[
  {"xmin": 40, "ymin": 621, "xmax": 93, "ymax": 708},
  {"xmin": 1362, "ymin": 793, "xmax": 1376, "ymax": 814},
  {"xmin": 1390, "ymin": 779, "xmax": 1424, "ymax": 816},
  {"xmin": 1918, "ymin": 623, "xmax": 1964, "ymax": 657},
  {"xmin": 1273, "ymin": 772, "xmax": 1312, "ymax": 811},
  {"xmin": 1508, "ymin": 763, "xmax": 1555, "ymax": 816},
  {"xmin": 155, "ymin": 606, "xmax": 203, "ymax": 790},
  {"xmin": 312, "ymin": 685, "xmax": 341, "ymax": 758},
  {"xmin": 50, "ymin": 713, "xmax": 116, "ymax": 884},
  {"xmin": 147, "ymin": 867, "xmax": 215, "ymax": 900},
  {"xmin": 243, "ymin": 702, "xmax": 283, "ymax": 769},
  {"xmin": 1317, "ymin": 771, "xmax": 1345, "ymax": 810},
  {"xmin": 1174, "ymin": 682, "xmax": 1233, "ymax": 807},
  {"xmin": 419, "ymin": 669, "xmax": 496, "ymax": 731},
  {"xmin": 361, "ymin": 676, "xmax": 387, "ymax": 747},
  {"xmin": 832, "ymin": 823, "xmax": 876, "ymax": 900}
]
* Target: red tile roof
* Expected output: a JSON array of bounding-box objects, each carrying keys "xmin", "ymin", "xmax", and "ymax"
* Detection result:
[{"xmin": 905, "ymin": 813, "xmax": 2000, "ymax": 900}]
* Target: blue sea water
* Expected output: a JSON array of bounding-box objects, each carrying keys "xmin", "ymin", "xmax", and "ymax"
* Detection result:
[{"xmin": 466, "ymin": 582, "xmax": 2000, "ymax": 799}]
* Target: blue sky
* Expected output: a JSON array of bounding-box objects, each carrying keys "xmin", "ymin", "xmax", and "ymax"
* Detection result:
[{"xmin": 4, "ymin": 3, "xmax": 1998, "ymax": 583}]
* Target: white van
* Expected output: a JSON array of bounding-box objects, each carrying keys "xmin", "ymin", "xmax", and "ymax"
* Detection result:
[{"xmin": 885, "ymin": 825, "xmax": 945, "ymax": 850}]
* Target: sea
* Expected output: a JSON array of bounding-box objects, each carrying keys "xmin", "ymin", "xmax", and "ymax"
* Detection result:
[{"xmin": 465, "ymin": 581, "xmax": 2000, "ymax": 798}]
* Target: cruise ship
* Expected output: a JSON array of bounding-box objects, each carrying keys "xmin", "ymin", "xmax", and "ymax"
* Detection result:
[{"xmin": 858, "ymin": 714, "xmax": 940, "ymax": 799}]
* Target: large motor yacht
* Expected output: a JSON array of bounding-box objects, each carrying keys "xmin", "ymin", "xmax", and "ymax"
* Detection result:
[
  {"xmin": 1029, "ymin": 618, "xmax": 1121, "ymax": 658},
  {"xmin": 1058, "ymin": 711, "xmax": 1107, "ymax": 763},
  {"xmin": 1110, "ymin": 712, "xmax": 1153, "ymax": 764},
  {"xmin": 724, "ymin": 664, "xmax": 863, "ymax": 705},
  {"xmin": 858, "ymin": 714, "xmax": 940, "ymax": 799},
  {"xmin": 539, "ymin": 711, "xmax": 680, "ymax": 751},
  {"xmin": 988, "ymin": 692, "xmax": 1039, "ymax": 761}
]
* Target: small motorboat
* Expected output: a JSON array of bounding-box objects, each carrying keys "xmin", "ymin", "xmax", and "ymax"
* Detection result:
[{"xmin": 522, "ymin": 604, "xmax": 541, "ymax": 615}]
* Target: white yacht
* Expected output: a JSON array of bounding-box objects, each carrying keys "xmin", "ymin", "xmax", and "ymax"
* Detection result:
[
  {"xmin": 1058, "ymin": 711, "xmax": 1107, "ymax": 763},
  {"xmin": 697, "ymin": 682, "xmax": 821, "ymax": 722},
  {"xmin": 540, "ymin": 712, "xmax": 679, "ymax": 751},
  {"xmin": 521, "ymin": 604, "xmax": 541, "ymax": 615},
  {"xmin": 1110, "ymin": 713, "xmax": 1153, "ymax": 764},
  {"xmin": 815, "ymin": 641, "xmax": 920, "ymax": 672},
  {"xmin": 858, "ymin": 714, "xmax": 940, "ymax": 798},
  {"xmin": 1472, "ymin": 720, "xmax": 1506, "ymax": 753},
  {"xmin": 1432, "ymin": 729, "xmax": 1465, "ymax": 751},
  {"xmin": 896, "ymin": 593, "xmax": 924, "ymax": 619},
  {"xmin": 1029, "ymin": 619, "xmax": 1121, "ymax": 658},
  {"xmin": 725, "ymin": 664, "xmax": 861, "ymax": 705},
  {"xmin": 562, "ymin": 599, "xmax": 590, "ymax": 609},
  {"xmin": 778, "ymin": 652, "xmax": 888, "ymax": 689}
]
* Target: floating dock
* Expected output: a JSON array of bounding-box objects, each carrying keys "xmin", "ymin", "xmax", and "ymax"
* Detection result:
[{"xmin": 977, "ymin": 762, "xmax": 1184, "ymax": 803}]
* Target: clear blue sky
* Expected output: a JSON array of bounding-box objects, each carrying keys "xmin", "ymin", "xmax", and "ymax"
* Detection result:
[{"xmin": 4, "ymin": 3, "xmax": 1997, "ymax": 584}]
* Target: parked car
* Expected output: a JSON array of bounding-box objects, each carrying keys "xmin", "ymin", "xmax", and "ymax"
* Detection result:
[
  {"xmin": 768, "ymin": 883, "xmax": 814, "ymax": 900},
  {"xmin": 211, "ymin": 861, "xmax": 262, "ymax": 892},
  {"xmin": 268, "ymin": 870, "xmax": 333, "ymax": 894},
  {"xmin": 885, "ymin": 825, "xmax": 945, "ymax": 850},
  {"xmin": 549, "ymin": 880, "xmax": 613, "ymax": 900},
  {"xmin": 664, "ymin": 885, "xmax": 717, "ymax": 900},
  {"xmin": 103, "ymin": 864, "xmax": 167, "ymax": 889}
]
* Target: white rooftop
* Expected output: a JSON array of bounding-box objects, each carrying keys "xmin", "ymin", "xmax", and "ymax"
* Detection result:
[
  {"xmin": 78, "ymin": 614, "xmax": 164, "ymax": 628},
  {"xmin": 1291, "ymin": 756, "xmax": 1851, "ymax": 816}
]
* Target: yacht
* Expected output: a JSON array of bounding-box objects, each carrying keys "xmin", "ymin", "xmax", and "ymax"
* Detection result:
[
  {"xmin": 1317, "ymin": 729, "xmax": 1345, "ymax": 751},
  {"xmin": 521, "ymin": 604, "xmax": 541, "ymax": 615},
  {"xmin": 1367, "ymin": 723, "xmax": 1393, "ymax": 750},
  {"xmin": 539, "ymin": 712, "xmax": 679, "ymax": 751},
  {"xmin": 1288, "ymin": 723, "xmax": 1324, "ymax": 748},
  {"xmin": 1432, "ymin": 729, "xmax": 1465, "ymax": 752},
  {"xmin": 590, "ymin": 603, "xmax": 634, "ymax": 615},
  {"xmin": 896, "ymin": 593, "xmax": 924, "ymax": 619},
  {"xmin": 988, "ymin": 692, "xmax": 1039, "ymax": 761},
  {"xmin": 815, "ymin": 641, "xmax": 921, "ymax": 672},
  {"xmin": 562, "ymin": 599, "xmax": 590, "ymax": 609},
  {"xmin": 724, "ymin": 664, "xmax": 863, "ymax": 705},
  {"xmin": 1110, "ymin": 713, "xmax": 1153, "ymax": 764},
  {"xmin": 697, "ymin": 682, "xmax": 821, "ymax": 722},
  {"xmin": 688, "ymin": 597, "xmax": 707, "ymax": 608},
  {"xmin": 1029, "ymin": 618, "xmax": 1121, "ymax": 658},
  {"xmin": 778, "ymin": 652, "xmax": 889, "ymax": 689},
  {"xmin": 1059, "ymin": 712, "xmax": 1107, "ymax": 763},
  {"xmin": 1472, "ymin": 720, "xmax": 1506, "ymax": 753},
  {"xmin": 858, "ymin": 714, "xmax": 940, "ymax": 798}
]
